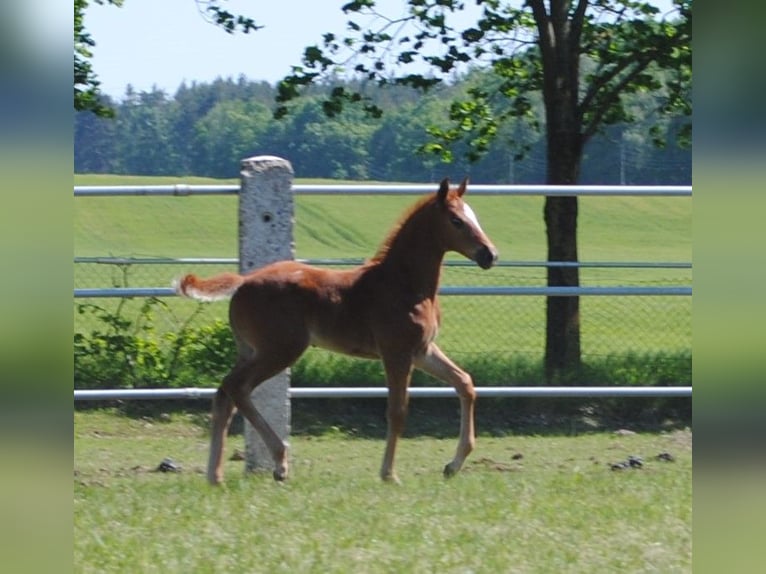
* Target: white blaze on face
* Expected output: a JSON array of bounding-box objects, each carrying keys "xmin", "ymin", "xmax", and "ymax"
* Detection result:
[{"xmin": 462, "ymin": 202, "xmax": 484, "ymax": 233}]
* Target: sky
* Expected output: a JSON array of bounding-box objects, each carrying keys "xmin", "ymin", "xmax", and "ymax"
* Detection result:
[
  {"xmin": 86, "ymin": 0, "xmax": 432, "ymax": 98},
  {"xmin": 86, "ymin": 0, "xmax": 676, "ymax": 100}
]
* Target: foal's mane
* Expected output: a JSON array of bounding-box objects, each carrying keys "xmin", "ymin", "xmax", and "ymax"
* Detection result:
[{"xmin": 368, "ymin": 190, "xmax": 457, "ymax": 264}]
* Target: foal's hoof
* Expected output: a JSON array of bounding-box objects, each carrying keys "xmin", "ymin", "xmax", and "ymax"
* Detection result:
[
  {"xmin": 443, "ymin": 463, "xmax": 458, "ymax": 478},
  {"xmin": 273, "ymin": 469, "xmax": 288, "ymax": 482},
  {"xmin": 272, "ymin": 464, "xmax": 288, "ymax": 482},
  {"xmin": 381, "ymin": 473, "xmax": 402, "ymax": 485},
  {"xmin": 207, "ymin": 471, "xmax": 224, "ymax": 486}
]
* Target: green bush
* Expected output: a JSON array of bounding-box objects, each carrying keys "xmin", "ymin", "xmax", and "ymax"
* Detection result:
[
  {"xmin": 74, "ymin": 303, "xmax": 691, "ymax": 429},
  {"xmin": 74, "ymin": 300, "xmax": 235, "ymax": 389},
  {"xmin": 74, "ymin": 301, "xmax": 167, "ymax": 389}
]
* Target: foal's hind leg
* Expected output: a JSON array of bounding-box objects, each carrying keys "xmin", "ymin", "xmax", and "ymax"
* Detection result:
[
  {"xmin": 222, "ymin": 341, "xmax": 308, "ymax": 481},
  {"xmin": 415, "ymin": 343, "xmax": 477, "ymax": 477},
  {"xmin": 208, "ymin": 349, "xmax": 253, "ymax": 485},
  {"xmin": 208, "ymin": 387, "xmax": 236, "ymax": 485}
]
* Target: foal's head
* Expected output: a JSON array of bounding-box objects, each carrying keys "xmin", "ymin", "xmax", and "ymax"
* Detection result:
[{"xmin": 433, "ymin": 178, "xmax": 498, "ymax": 269}]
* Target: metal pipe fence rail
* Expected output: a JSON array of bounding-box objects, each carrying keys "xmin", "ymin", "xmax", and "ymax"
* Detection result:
[
  {"xmin": 74, "ymin": 181, "xmax": 692, "ymax": 404},
  {"xmin": 74, "ymin": 386, "xmax": 692, "ymax": 401},
  {"xmin": 74, "ymin": 183, "xmax": 692, "ymax": 197},
  {"xmin": 74, "ymin": 256, "xmax": 692, "ymax": 269},
  {"xmin": 74, "ymin": 286, "xmax": 691, "ymax": 298},
  {"xmin": 74, "ymin": 183, "xmax": 692, "ymax": 300},
  {"xmin": 73, "ymin": 256, "xmax": 693, "ymax": 297}
]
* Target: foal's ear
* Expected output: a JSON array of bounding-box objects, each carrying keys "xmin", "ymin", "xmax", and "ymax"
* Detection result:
[
  {"xmin": 457, "ymin": 177, "xmax": 469, "ymax": 197},
  {"xmin": 437, "ymin": 178, "xmax": 450, "ymax": 204}
]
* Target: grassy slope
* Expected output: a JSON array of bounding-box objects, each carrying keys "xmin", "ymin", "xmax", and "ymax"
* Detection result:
[
  {"xmin": 74, "ymin": 174, "xmax": 692, "ymax": 357},
  {"xmin": 74, "ymin": 409, "xmax": 692, "ymax": 573},
  {"xmin": 74, "ymin": 173, "xmax": 691, "ymax": 262}
]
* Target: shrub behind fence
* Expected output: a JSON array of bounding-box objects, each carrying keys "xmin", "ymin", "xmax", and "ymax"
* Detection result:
[{"xmin": 74, "ymin": 182, "xmax": 691, "ymax": 386}]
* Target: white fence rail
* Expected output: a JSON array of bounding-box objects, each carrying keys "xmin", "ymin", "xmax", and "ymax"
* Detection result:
[
  {"xmin": 74, "ymin": 179, "xmax": 692, "ymax": 403},
  {"xmin": 74, "ymin": 286, "xmax": 691, "ymax": 298},
  {"xmin": 74, "ymin": 183, "xmax": 691, "ymax": 197},
  {"xmin": 74, "ymin": 256, "xmax": 692, "ymax": 269},
  {"xmin": 73, "ymin": 256, "xmax": 692, "ymax": 298},
  {"xmin": 74, "ymin": 386, "xmax": 692, "ymax": 401},
  {"xmin": 73, "ymin": 184, "xmax": 692, "ymax": 299}
]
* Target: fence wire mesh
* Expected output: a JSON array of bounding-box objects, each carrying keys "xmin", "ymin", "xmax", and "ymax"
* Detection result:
[
  {"xmin": 74, "ymin": 191, "xmax": 691, "ymax": 368},
  {"xmin": 73, "ymin": 261, "xmax": 691, "ymax": 362}
]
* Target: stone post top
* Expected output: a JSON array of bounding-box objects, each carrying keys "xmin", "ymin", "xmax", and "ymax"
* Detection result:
[{"xmin": 240, "ymin": 155, "xmax": 293, "ymax": 174}]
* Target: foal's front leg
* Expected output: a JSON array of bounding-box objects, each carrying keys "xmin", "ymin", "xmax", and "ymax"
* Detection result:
[
  {"xmin": 379, "ymin": 357, "xmax": 414, "ymax": 484},
  {"xmin": 415, "ymin": 343, "xmax": 477, "ymax": 477}
]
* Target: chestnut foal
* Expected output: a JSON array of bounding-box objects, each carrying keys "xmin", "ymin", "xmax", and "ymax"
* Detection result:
[{"xmin": 176, "ymin": 178, "xmax": 498, "ymax": 485}]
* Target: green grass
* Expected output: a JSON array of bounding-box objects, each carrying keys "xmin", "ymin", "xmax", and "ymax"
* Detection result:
[
  {"xmin": 74, "ymin": 174, "xmax": 691, "ymax": 360},
  {"xmin": 73, "ymin": 177, "xmax": 692, "ymax": 570},
  {"xmin": 74, "ymin": 409, "xmax": 692, "ymax": 573},
  {"xmin": 74, "ymin": 174, "xmax": 691, "ymax": 262}
]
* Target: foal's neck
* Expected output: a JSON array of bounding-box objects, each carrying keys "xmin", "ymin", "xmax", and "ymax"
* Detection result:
[{"xmin": 374, "ymin": 205, "xmax": 445, "ymax": 298}]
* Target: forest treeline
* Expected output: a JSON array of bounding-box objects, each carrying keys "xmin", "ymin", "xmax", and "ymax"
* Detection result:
[{"xmin": 74, "ymin": 71, "xmax": 690, "ymax": 184}]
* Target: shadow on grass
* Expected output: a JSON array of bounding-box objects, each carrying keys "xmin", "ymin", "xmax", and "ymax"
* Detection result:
[
  {"xmin": 291, "ymin": 396, "xmax": 691, "ymax": 438},
  {"xmin": 75, "ymin": 394, "xmax": 691, "ymax": 439},
  {"xmin": 74, "ymin": 349, "xmax": 691, "ymax": 437}
]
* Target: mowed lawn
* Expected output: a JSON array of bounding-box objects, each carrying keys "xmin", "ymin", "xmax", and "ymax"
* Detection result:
[
  {"xmin": 73, "ymin": 175, "xmax": 691, "ymax": 358},
  {"xmin": 74, "ymin": 409, "xmax": 692, "ymax": 573}
]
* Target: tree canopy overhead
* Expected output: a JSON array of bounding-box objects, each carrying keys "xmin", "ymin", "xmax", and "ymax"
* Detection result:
[
  {"xmin": 277, "ymin": 0, "xmax": 691, "ymax": 378},
  {"xmin": 278, "ymin": 0, "xmax": 690, "ymax": 159}
]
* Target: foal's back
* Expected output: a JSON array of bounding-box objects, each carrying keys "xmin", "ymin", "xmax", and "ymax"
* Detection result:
[{"xmin": 229, "ymin": 259, "xmax": 387, "ymax": 360}]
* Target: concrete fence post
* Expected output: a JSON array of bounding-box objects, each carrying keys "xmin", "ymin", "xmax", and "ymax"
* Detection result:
[{"xmin": 238, "ymin": 155, "xmax": 294, "ymax": 473}]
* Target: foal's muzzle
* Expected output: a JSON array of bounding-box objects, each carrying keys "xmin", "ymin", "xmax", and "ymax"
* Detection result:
[{"xmin": 475, "ymin": 245, "xmax": 499, "ymax": 270}]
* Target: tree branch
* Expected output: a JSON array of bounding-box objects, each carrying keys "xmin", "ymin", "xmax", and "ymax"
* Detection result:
[
  {"xmin": 570, "ymin": 0, "xmax": 589, "ymax": 50},
  {"xmin": 526, "ymin": 0, "xmax": 554, "ymax": 94},
  {"xmin": 579, "ymin": 54, "xmax": 637, "ymax": 115},
  {"xmin": 527, "ymin": 0, "xmax": 551, "ymax": 53},
  {"xmin": 581, "ymin": 55, "xmax": 655, "ymax": 141}
]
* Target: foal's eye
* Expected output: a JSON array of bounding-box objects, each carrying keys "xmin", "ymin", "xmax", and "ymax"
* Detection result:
[{"xmin": 450, "ymin": 215, "xmax": 464, "ymax": 229}]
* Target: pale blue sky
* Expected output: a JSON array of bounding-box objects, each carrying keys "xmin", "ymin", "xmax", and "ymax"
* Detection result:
[{"xmin": 87, "ymin": 0, "xmax": 677, "ymax": 100}]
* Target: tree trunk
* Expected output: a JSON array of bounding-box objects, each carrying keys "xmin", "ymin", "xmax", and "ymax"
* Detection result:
[
  {"xmin": 543, "ymin": 112, "xmax": 583, "ymax": 383},
  {"xmin": 544, "ymin": 195, "xmax": 580, "ymax": 382},
  {"xmin": 534, "ymin": 0, "xmax": 585, "ymax": 383}
]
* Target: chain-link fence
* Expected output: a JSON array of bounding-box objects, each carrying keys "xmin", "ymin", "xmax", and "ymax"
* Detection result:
[{"xmin": 74, "ymin": 187, "xmax": 691, "ymax": 368}]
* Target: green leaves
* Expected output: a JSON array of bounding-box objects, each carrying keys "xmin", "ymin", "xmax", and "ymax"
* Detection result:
[
  {"xmin": 342, "ymin": 0, "xmax": 377, "ymax": 13},
  {"xmin": 276, "ymin": 0, "xmax": 690, "ymax": 166},
  {"xmin": 74, "ymin": 0, "xmax": 122, "ymax": 116},
  {"xmin": 74, "ymin": 301, "xmax": 236, "ymax": 389},
  {"xmin": 461, "ymin": 27, "xmax": 484, "ymax": 43},
  {"xmin": 278, "ymin": 0, "xmax": 481, "ymax": 122},
  {"xmin": 578, "ymin": 1, "xmax": 691, "ymax": 145},
  {"xmin": 303, "ymin": 45, "xmax": 335, "ymax": 70},
  {"xmin": 275, "ymin": 70, "xmax": 321, "ymax": 119},
  {"xmin": 202, "ymin": 3, "xmax": 263, "ymax": 34}
]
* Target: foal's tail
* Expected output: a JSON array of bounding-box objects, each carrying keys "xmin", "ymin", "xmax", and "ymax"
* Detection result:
[{"xmin": 174, "ymin": 272, "xmax": 244, "ymax": 302}]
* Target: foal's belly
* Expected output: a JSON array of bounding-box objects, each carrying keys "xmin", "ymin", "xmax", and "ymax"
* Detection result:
[{"xmin": 308, "ymin": 330, "xmax": 379, "ymax": 360}]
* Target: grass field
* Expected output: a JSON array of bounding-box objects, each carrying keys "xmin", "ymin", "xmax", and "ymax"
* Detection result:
[
  {"xmin": 73, "ymin": 174, "xmax": 691, "ymax": 360},
  {"xmin": 74, "ymin": 409, "xmax": 692, "ymax": 573},
  {"xmin": 73, "ymin": 177, "xmax": 692, "ymax": 571},
  {"xmin": 73, "ymin": 173, "xmax": 691, "ymax": 262}
]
